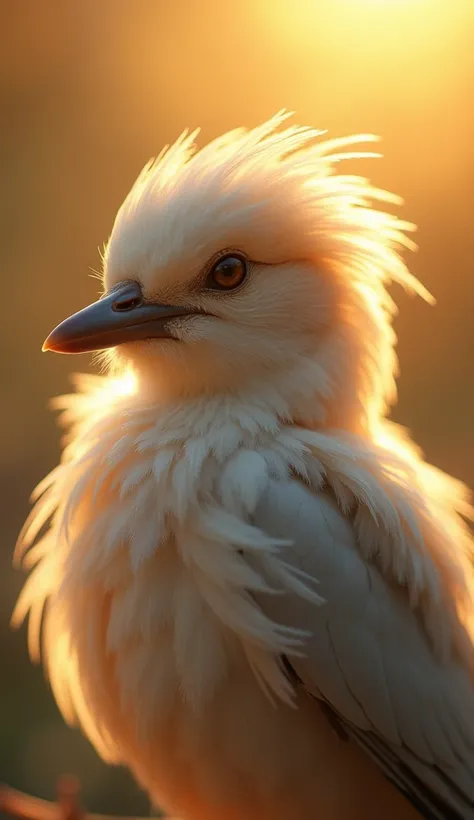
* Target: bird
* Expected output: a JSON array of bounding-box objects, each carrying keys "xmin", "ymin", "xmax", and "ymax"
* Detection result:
[{"xmin": 12, "ymin": 111, "xmax": 474, "ymax": 820}]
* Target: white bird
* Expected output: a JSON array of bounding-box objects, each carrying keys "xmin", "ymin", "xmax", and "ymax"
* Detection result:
[{"xmin": 13, "ymin": 112, "xmax": 474, "ymax": 820}]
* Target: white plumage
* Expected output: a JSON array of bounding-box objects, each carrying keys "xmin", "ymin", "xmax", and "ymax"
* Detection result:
[{"xmin": 13, "ymin": 112, "xmax": 474, "ymax": 819}]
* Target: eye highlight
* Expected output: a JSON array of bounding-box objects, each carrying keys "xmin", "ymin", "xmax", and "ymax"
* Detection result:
[{"xmin": 206, "ymin": 254, "xmax": 248, "ymax": 291}]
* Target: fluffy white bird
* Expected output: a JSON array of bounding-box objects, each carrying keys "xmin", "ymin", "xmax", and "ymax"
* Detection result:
[{"xmin": 13, "ymin": 112, "xmax": 474, "ymax": 820}]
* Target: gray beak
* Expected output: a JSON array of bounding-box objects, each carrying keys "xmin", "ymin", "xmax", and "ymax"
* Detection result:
[{"xmin": 43, "ymin": 281, "xmax": 203, "ymax": 354}]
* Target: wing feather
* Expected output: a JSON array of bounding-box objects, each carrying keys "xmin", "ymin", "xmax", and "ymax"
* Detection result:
[{"xmin": 249, "ymin": 477, "xmax": 474, "ymax": 819}]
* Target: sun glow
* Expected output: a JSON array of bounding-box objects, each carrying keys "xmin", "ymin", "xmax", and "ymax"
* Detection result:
[
  {"xmin": 107, "ymin": 369, "xmax": 138, "ymax": 399},
  {"xmin": 80, "ymin": 369, "xmax": 139, "ymax": 416},
  {"xmin": 47, "ymin": 369, "xmax": 139, "ymax": 447},
  {"xmin": 71, "ymin": 368, "xmax": 138, "ymax": 407},
  {"xmin": 259, "ymin": 0, "xmax": 470, "ymax": 61}
]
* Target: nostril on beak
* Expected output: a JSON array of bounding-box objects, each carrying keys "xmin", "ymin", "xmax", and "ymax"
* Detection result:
[
  {"xmin": 112, "ymin": 295, "xmax": 143, "ymax": 312},
  {"xmin": 111, "ymin": 282, "xmax": 144, "ymax": 312}
]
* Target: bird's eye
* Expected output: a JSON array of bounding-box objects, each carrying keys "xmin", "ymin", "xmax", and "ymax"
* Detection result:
[{"xmin": 206, "ymin": 254, "xmax": 248, "ymax": 291}]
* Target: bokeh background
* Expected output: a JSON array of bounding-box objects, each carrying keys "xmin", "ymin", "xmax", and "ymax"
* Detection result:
[{"xmin": 1, "ymin": 0, "xmax": 473, "ymax": 815}]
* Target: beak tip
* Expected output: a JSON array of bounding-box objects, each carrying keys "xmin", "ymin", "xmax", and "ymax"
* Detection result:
[{"xmin": 42, "ymin": 332, "xmax": 64, "ymax": 353}]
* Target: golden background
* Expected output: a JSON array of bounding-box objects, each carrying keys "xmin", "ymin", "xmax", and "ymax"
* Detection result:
[{"xmin": 1, "ymin": 0, "xmax": 473, "ymax": 813}]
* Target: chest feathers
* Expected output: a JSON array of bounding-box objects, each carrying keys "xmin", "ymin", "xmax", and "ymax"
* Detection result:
[
  {"xmin": 13, "ymin": 388, "xmax": 320, "ymax": 759},
  {"xmin": 13, "ymin": 379, "xmax": 474, "ymax": 763}
]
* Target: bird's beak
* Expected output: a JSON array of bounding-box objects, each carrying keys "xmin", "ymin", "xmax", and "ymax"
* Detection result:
[{"xmin": 43, "ymin": 281, "xmax": 203, "ymax": 354}]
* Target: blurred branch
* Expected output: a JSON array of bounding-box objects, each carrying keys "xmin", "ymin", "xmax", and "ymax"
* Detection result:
[{"xmin": 0, "ymin": 777, "xmax": 173, "ymax": 820}]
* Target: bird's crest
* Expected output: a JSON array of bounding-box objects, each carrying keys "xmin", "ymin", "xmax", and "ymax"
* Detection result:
[{"xmin": 106, "ymin": 110, "xmax": 433, "ymax": 306}]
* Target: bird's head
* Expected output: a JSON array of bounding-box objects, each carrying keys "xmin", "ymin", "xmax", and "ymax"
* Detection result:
[{"xmin": 44, "ymin": 112, "xmax": 432, "ymax": 433}]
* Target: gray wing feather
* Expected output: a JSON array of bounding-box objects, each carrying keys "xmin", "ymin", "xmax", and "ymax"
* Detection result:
[{"xmin": 249, "ymin": 477, "xmax": 474, "ymax": 819}]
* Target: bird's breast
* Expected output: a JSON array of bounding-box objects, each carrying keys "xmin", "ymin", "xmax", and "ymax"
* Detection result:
[
  {"xmin": 60, "ymin": 540, "xmax": 326, "ymax": 819},
  {"xmin": 51, "ymin": 405, "xmax": 316, "ymax": 722},
  {"xmin": 35, "ymin": 407, "xmax": 322, "ymax": 812}
]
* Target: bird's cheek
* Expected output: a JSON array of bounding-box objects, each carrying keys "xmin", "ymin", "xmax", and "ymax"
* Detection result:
[{"xmin": 161, "ymin": 313, "xmax": 205, "ymax": 341}]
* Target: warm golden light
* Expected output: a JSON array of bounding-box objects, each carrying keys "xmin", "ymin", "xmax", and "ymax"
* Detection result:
[
  {"xmin": 257, "ymin": 0, "xmax": 471, "ymax": 60},
  {"xmin": 107, "ymin": 369, "xmax": 138, "ymax": 399},
  {"xmin": 2, "ymin": 0, "xmax": 473, "ymax": 814}
]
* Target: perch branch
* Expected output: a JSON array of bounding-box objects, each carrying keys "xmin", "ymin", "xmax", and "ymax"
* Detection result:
[{"xmin": 0, "ymin": 778, "xmax": 177, "ymax": 820}]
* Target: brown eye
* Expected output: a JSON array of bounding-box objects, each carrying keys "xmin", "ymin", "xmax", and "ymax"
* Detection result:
[{"xmin": 207, "ymin": 254, "xmax": 248, "ymax": 291}]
